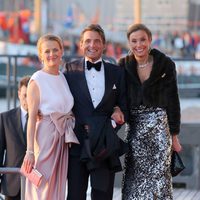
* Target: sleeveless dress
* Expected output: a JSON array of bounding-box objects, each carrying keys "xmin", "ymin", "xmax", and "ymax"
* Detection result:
[
  {"xmin": 122, "ymin": 105, "xmax": 172, "ymax": 200},
  {"xmin": 25, "ymin": 70, "xmax": 79, "ymax": 200}
]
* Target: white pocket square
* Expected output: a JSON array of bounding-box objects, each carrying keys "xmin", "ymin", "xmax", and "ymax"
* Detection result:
[
  {"xmin": 111, "ymin": 120, "xmax": 117, "ymax": 128},
  {"xmin": 112, "ymin": 84, "xmax": 117, "ymax": 89},
  {"xmin": 161, "ymin": 73, "xmax": 166, "ymax": 78}
]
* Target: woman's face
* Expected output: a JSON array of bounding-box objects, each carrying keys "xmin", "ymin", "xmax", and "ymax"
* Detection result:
[
  {"xmin": 39, "ymin": 40, "xmax": 63, "ymax": 68},
  {"xmin": 128, "ymin": 30, "xmax": 152, "ymax": 59}
]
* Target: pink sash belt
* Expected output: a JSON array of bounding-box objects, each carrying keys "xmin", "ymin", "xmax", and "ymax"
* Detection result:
[{"xmin": 49, "ymin": 112, "xmax": 79, "ymax": 145}]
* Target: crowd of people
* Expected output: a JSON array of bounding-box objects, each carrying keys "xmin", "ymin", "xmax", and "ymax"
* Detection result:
[
  {"xmin": 73, "ymin": 30, "xmax": 200, "ymax": 61},
  {"xmin": 0, "ymin": 23, "xmax": 182, "ymax": 200},
  {"xmin": 104, "ymin": 30, "xmax": 200, "ymax": 61},
  {"xmin": 152, "ymin": 31, "xmax": 200, "ymax": 59}
]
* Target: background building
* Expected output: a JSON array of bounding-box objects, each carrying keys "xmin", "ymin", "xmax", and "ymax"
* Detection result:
[
  {"xmin": 1, "ymin": 0, "xmax": 200, "ymax": 45},
  {"xmin": 141, "ymin": 0, "xmax": 189, "ymax": 33}
]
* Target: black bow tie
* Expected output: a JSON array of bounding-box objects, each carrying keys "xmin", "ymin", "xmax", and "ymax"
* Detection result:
[{"xmin": 87, "ymin": 61, "xmax": 102, "ymax": 71}]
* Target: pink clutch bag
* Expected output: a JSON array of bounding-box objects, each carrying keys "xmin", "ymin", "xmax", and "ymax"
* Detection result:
[{"xmin": 20, "ymin": 165, "xmax": 43, "ymax": 187}]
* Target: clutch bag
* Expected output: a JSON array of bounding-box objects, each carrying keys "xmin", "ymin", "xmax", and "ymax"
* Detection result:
[
  {"xmin": 171, "ymin": 151, "xmax": 185, "ymax": 177},
  {"xmin": 20, "ymin": 165, "xmax": 43, "ymax": 187}
]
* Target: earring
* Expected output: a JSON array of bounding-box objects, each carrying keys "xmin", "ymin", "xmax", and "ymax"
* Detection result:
[
  {"xmin": 41, "ymin": 60, "xmax": 44, "ymax": 66},
  {"xmin": 128, "ymin": 49, "xmax": 133, "ymax": 55},
  {"xmin": 149, "ymin": 47, "xmax": 152, "ymax": 54}
]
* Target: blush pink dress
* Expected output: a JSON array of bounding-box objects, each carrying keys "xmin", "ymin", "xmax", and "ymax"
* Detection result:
[{"xmin": 25, "ymin": 70, "xmax": 79, "ymax": 200}]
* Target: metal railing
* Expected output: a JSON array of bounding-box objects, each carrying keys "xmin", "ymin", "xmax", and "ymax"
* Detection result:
[
  {"xmin": 0, "ymin": 167, "xmax": 25, "ymax": 200},
  {"xmin": 1, "ymin": 54, "xmax": 200, "ymax": 111},
  {"xmin": 0, "ymin": 54, "xmax": 116, "ymax": 111}
]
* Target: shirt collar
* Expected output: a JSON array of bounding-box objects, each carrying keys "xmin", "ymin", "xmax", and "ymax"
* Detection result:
[{"xmin": 20, "ymin": 106, "xmax": 27, "ymax": 117}]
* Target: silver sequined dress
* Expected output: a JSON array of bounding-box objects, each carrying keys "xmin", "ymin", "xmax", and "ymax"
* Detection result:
[{"xmin": 122, "ymin": 106, "xmax": 172, "ymax": 200}]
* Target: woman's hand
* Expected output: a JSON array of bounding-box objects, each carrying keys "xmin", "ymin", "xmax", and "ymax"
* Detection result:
[
  {"xmin": 111, "ymin": 106, "xmax": 125, "ymax": 125},
  {"xmin": 23, "ymin": 152, "xmax": 35, "ymax": 173},
  {"xmin": 172, "ymin": 135, "xmax": 182, "ymax": 152}
]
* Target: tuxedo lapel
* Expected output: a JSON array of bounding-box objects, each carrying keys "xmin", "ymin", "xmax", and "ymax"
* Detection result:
[
  {"xmin": 75, "ymin": 59, "xmax": 94, "ymax": 107},
  {"xmin": 15, "ymin": 108, "xmax": 26, "ymax": 145}
]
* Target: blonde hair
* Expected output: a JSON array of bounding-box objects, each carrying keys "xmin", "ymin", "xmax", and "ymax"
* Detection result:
[{"xmin": 37, "ymin": 34, "xmax": 64, "ymax": 60}]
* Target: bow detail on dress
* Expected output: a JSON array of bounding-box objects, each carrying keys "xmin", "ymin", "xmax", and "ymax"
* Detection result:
[{"xmin": 50, "ymin": 112, "xmax": 79, "ymax": 144}]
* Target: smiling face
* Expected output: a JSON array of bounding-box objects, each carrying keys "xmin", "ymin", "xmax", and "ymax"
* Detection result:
[
  {"xmin": 128, "ymin": 30, "xmax": 152, "ymax": 60},
  {"xmin": 39, "ymin": 40, "xmax": 63, "ymax": 68},
  {"xmin": 80, "ymin": 30, "xmax": 105, "ymax": 62}
]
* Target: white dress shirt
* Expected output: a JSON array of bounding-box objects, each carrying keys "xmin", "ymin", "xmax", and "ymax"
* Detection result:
[
  {"xmin": 20, "ymin": 106, "xmax": 28, "ymax": 131},
  {"xmin": 85, "ymin": 58, "xmax": 105, "ymax": 108}
]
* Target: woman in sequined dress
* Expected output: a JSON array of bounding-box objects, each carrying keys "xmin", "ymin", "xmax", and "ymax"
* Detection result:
[{"xmin": 118, "ymin": 24, "xmax": 182, "ymax": 200}]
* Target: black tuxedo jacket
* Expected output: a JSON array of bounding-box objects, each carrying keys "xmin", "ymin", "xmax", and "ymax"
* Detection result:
[
  {"xmin": 0, "ymin": 107, "xmax": 26, "ymax": 196},
  {"xmin": 63, "ymin": 58, "xmax": 127, "ymax": 156}
]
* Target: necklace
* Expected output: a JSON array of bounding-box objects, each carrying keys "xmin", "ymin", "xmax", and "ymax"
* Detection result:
[
  {"xmin": 138, "ymin": 62, "xmax": 150, "ymax": 68},
  {"xmin": 137, "ymin": 56, "xmax": 153, "ymax": 68}
]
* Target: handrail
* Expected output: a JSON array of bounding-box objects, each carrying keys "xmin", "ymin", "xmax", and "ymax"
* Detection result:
[
  {"xmin": 0, "ymin": 167, "xmax": 25, "ymax": 200},
  {"xmin": 0, "ymin": 54, "xmax": 116, "ymax": 111},
  {"xmin": 0, "ymin": 167, "xmax": 20, "ymax": 173}
]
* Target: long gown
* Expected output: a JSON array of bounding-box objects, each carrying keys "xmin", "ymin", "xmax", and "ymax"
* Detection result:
[
  {"xmin": 25, "ymin": 70, "xmax": 79, "ymax": 200},
  {"xmin": 122, "ymin": 105, "xmax": 172, "ymax": 200}
]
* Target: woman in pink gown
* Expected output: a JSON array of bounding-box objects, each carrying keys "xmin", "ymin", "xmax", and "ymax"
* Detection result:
[{"xmin": 22, "ymin": 34, "xmax": 79, "ymax": 200}]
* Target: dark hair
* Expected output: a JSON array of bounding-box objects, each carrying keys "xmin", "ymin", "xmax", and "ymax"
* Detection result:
[
  {"xmin": 18, "ymin": 76, "xmax": 30, "ymax": 90},
  {"xmin": 80, "ymin": 24, "xmax": 106, "ymax": 44},
  {"xmin": 127, "ymin": 23, "xmax": 152, "ymax": 40}
]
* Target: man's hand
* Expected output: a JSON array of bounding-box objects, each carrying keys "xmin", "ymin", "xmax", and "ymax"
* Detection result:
[
  {"xmin": 37, "ymin": 110, "xmax": 43, "ymax": 121},
  {"xmin": 111, "ymin": 106, "xmax": 124, "ymax": 125}
]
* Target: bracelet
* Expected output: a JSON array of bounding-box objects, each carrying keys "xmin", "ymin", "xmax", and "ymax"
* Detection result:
[{"xmin": 26, "ymin": 150, "xmax": 34, "ymax": 155}]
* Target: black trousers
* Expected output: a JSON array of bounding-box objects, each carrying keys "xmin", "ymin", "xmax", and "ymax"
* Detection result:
[
  {"xmin": 67, "ymin": 156, "xmax": 115, "ymax": 200},
  {"xmin": 5, "ymin": 191, "xmax": 20, "ymax": 200}
]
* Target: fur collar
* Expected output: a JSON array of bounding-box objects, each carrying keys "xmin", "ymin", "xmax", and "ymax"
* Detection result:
[{"xmin": 124, "ymin": 49, "xmax": 172, "ymax": 85}]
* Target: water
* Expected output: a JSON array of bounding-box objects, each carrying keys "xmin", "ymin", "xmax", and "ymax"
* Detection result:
[
  {"xmin": 180, "ymin": 98, "xmax": 200, "ymax": 110},
  {"xmin": 0, "ymin": 98, "xmax": 19, "ymax": 113}
]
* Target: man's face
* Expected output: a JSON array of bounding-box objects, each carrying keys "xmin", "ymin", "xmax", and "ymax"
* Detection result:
[
  {"xmin": 80, "ymin": 31, "xmax": 105, "ymax": 62},
  {"xmin": 18, "ymin": 85, "xmax": 28, "ymax": 111}
]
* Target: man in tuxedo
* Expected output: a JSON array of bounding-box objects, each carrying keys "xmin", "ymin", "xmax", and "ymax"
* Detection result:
[
  {"xmin": 0, "ymin": 76, "xmax": 30, "ymax": 200},
  {"xmin": 64, "ymin": 24, "xmax": 127, "ymax": 200}
]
